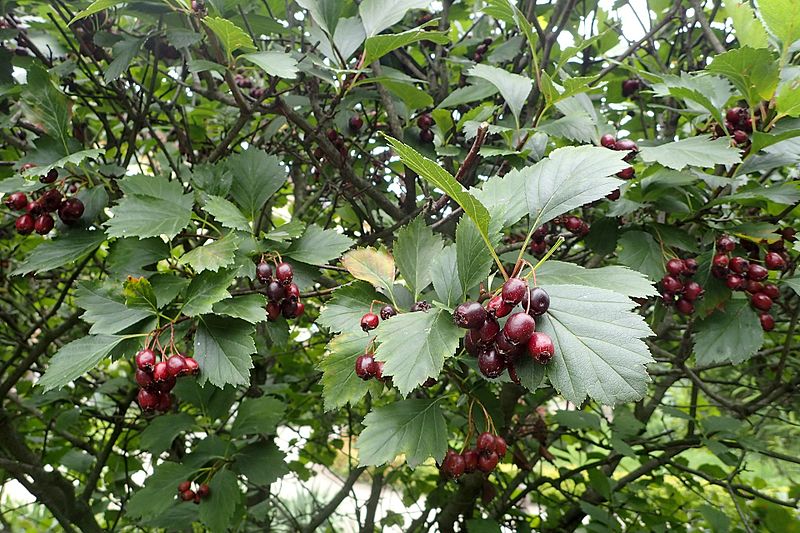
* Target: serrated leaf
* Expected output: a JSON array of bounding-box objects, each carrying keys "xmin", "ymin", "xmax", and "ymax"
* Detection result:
[
  {"xmin": 227, "ymin": 149, "xmax": 287, "ymax": 220},
  {"xmin": 69, "ymin": 0, "xmax": 124, "ymax": 23},
  {"xmin": 20, "ymin": 149, "xmax": 104, "ymax": 179},
  {"xmin": 708, "ymin": 47, "xmax": 779, "ymax": 104},
  {"xmin": 781, "ymin": 276, "xmax": 800, "ymax": 296},
  {"xmin": 776, "ymin": 79, "xmax": 800, "ymax": 118},
  {"xmin": 473, "ymin": 145, "xmax": 627, "ymax": 228},
  {"xmin": 431, "ymin": 244, "xmax": 463, "ymax": 306},
  {"xmin": 105, "ymin": 175, "xmax": 193, "ymax": 240},
  {"xmin": 127, "ymin": 462, "xmax": 195, "ymax": 519},
  {"xmin": 456, "ymin": 217, "xmax": 494, "ymax": 296},
  {"xmin": 195, "ymin": 316, "xmax": 255, "ymax": 388},
  {"xmin": 317, "ymin": 281, "xmax": 381, "ymax": 335},
  {"xmin": 179, "ymin": 234, "xmax": 238, "ymax": 273},
  {"xmin": 357, "ymin": 398, "xmax": 447, "ymax": 467},
  {"xmin": 150, "ymin": 275, "xmax": 189, "ymax": 308},
  {"xmin": 538, "ymin": 284, "xmax": 654, "ymax": 406},
  {"xmin": 123, "ymin": 276, "xmax": 158, "ymax": 311},
  {"xmin": 139, "ymin": 413, "xmax": 196, "ymax": 455},
  {"xmin": 199, "ymin": 469, "xmax": 241, "ymax": 533},
  {"xmin": 538, "ymin": 113, "xmax": 596, "ymax": 143},
  {"xmin": 203, "ymin": 196, "xmax": 251, "ymax": 232},
  {"xmin": 467, "ymin": 64, "xmax": 533, "ymax": 125},
  {"xmin": 75, "ymin": 282, "xmax": 153, "ymax": 334},
  {"xmin": 296, "ymin": 0, "xmax": 342, "ymax": 35},
  {"xmin": 212, "ymin": 294, "xmax": 267, "ymax": 324},
  {"xmin": 23, "ymin": 65, "xmax": 70, "ymax": 152},
  {"xmin": 12, "ymin": 229, "xmax": 105, "ymax": 276},
  {"xmin": 394, "ymin": 217, "xmax": 444, "ymax": 298},
  {"xmin": 240, "ymin": 51, "xmax": 298, "ymax": 79},
  {"xmin": 341, "ymin": 247, "xmax": 396, "ymax": 296},
  {"xmin": 105, "ymin": 37, "xmax": 143, "ymax": 82},
  {"xmin": 537, "ymin": 261, "xmax": 658, "ymax": 298},
  {"xmin": 724, "ymin": 1, "xmax": 769, "ymax": 49},
  {"xmin": 693, "ymin": 299, "xmax": 763, "ymax": 364},
  {"xmin": 231, "ymin": 396, "xmax": 285, "ymax": 437},
  {"xmin": 513, "ymin": 355, "xmax": 546, "ymax": 392},
  {"xmin": 182, "ymin": 269, "xmax": 237, "ymax": 317},
  {"xmin": 285, "ymin": 224, "xmax": 354, "ymax": 266},
  {"xmin": 757, "ymin": 0, "xmax": 800, "ymax": 52},
  {"xmin": 616, "ymin": 231, "xmax": 665, "ymax": 281},
  {"xmin": 203, "ymin": 16, "xmax": 256, "ymax": 57},
  {"xmin": 374, "ymin": 309, "xmax": 461, "ymax": 396},
  {"xmin": 232, "ymin": 442, "xmax": 288, "ymax": 485},
  {"xmin": 359, "ymin": 0, "xmax": 429, "ymax": 37},
  {"xmin": 264, "ymin": 220, "xmax": 306, "ymax": 242},
  {"xmin": 107, "ymin": 237, "xmax": 169, "ymax": 279},
  {"xmin": 639, "ymin": 135, "xmax": 742, "ymax": 170},
  {"xmin": 363, "ymin": 25, "xmax": 449, "ymax": 64},
  {"xmin": 319, "ymin": 332, "xmax": 382, "ymax": 411},
  {"xmin": 39, "ymin": 335, "xmax": 124, "ymax": 391},
  {"xmin": 720, "ymin": 181, "xmax": 800, "ymax": 204}
]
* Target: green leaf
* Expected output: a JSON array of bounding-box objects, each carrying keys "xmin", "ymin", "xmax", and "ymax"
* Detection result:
[
  {"xmin": 383, "ymin": 136, "xmax": 492, "ymax": 244},
  {"xmin": 723, "ymin": 1, "xmax": 769, "ymax": 49},
  {"xmin": 357, "ymin": 398, "xmax": 447, "ymax": 467},
  {"xmin": 359, "ymin": 0, "xmax": 430, "ymax": 37},
  {"xmin": 538, "ymin": 113, "xmax": 596, "ymax": 143},
  {"xmin": 212, "ymin": 294, "xmax": 267, "ymax": 324},
  {"xmin": 179, "ymin": 234, "xmax": 238, "ymax": 273},
  {"xmin": 70, "ymin": 0, "xmax": 125, "ymax": 23},
  {"xmin": 430, "ymin": 244, "xmax": 463, "ymax": 306},
  {"xmin": 122, "ymin": 276, "xmax": 158, "ymax": 311},
  {"xmin": 652, "ymin": 73, "xmax": 731, "ymax": 126},
  {"xmin": 203, "ymin": 196, "xmax": 251, "ymax": 232},
  {"xmin": 466, "ymin": 64, "xmax": 533, "ymax": 125},
  {"xmin": 182, "ymin": 269, "xmax": 237, "ymax": 317},
  {"xmin": 437, "ymin": 81, "xmax": 498, "ymax": 109},
  {"xmin": 203, "ymin": 16, "xmax": 256, "ymax": 57},
  {"xmin": 639, "ymin": 135, "xmax": 743, "ymax": 170},
  {"xmin": 232, "ymin": 442, "xmax": 288, "ymax": 485},
  {"xmin": 617, "ymin": 231, "xmax": 665, "ymax": 281},
  {"xmin": 782, "ymin": 276, "xmax": 800, "ymax": 296},
  {"xmin": 39, "ymin": 335, "xmax": 124, "ymax": 391},
  {"xmin": 757, "ymin": 0, "xmax": 800, "ymax": 53},
  {"xmin": 554, "ymin": 410, "xmax": 602, "ymax": 430},
  {"xmin": 75, "ymin": 282, "xmax": 152, "ymax": 335},
  {"xmin": 20, "ymin": 149, "xmax": 104, "ymax": 179},
  {"xmin": 231, "ymin": 396, "xmax": 285, "ymax": 437},
  {"xmin": 12, "ymin": 229, "xmax": 105, "ymax": 276},
  {"xmin": 227, "ymin": 149, "xmax": 287, "ymax": 220},
  {"xmin": 240, "ymin": 51, "xmax": 298, "ymax": 79},
  {"xmin": 456, "ymin": 217, "xmax": 494, "ymax": 296},
  {"xmin": 139, "ymin": 413, "xmax": 196, "ymax": 455},
  {"xmin": 317, "ymin": 282, "xmax": 381, "ymax": 335},
  {"xmin": 473, "ymin": 145, "xmax": 628, "ymax": 228},
  {"xmin": 539, "ymin": 284, "xmax": 654, "ymax": 406},
  {"xmin": 363, "ymin": 25, "xmax": 449, "ymax": 64},
  {"xmin": 105, "ymin": 37, "xmax": 144, "ymax": 82},
  {"xmin": 296, "ymin": 0, "xmax": 342, "ymax": 35},
  {"xmin": 537, "ymin": 261, "xmax": 658, "ymax": 298},
  {"xmin": 374, "ymin": 309, "xmax": 461, "ymax": 396},
  {"xmin": 341, "ymin": 247, "xmax": 396, "ymax": 297},
  {"xmin": 107, "ymin": 237, "xmax": 169, "ymax": 279},
  {"xmin": 319, "ymin": 332, "xmax": 383, "ymax": 411},
  {"xmin": 199, "ymin": 469, "xmax": 241, "ymax": 533},
  {"xmin": 776, "ymin": 79, "xmax": 800, "ymax": 117},
  {"xmin": 708, "ymin": 47, "xmax": 779, "ymax": 104},
  {"xmin": 394, "ymin": 217, "xmax": 444, "ymax": 298},
  {"xmin": 513, "ymin": 355, "xmax": 546, "ymax": 392},
  {"xmin": 127, "ymin": 462, "xmax": 195, "ymax": 519},
  {"xmin": 105, "ymin": 175, "xmax": 193, "ymax": 240},
  {"xmin": 195, "ymin": 316, "xmax": 255, "ymax": 388},
  {"xmin": 285, "ymin": 224, "xmax": 354, "ymax": 266},
  {"xmin": 720, "ymin": 181, "xmax": 800, "ymax": 205},
  {"xmin": 24, "ymin": 65, "xmax": 70, "ymax": 151},
  {"xmin": 693, "ymin": 299, "xmax": 764, "ymax": 365}
]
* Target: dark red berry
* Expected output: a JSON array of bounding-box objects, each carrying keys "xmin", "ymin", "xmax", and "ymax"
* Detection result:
[
  {"xmin": 729, "ymin": 256, "xmax": 749, "ymax": 274},
  {"xmin": 41, "ymin": 168, "xmax": 58, "ymax": 183},
  {"xmin": 666, "ymin": 259, "xmax": 685, "ymax": 276},
  {"xmin": 711, "ymin": 266, "xmax": 728, "ymax": 279},
  {"xmin": 166, "ymin": 354, "xmax": 186, "ymax": 378},
  {"xmin": 600, "ymin": 134, "xmax": 616, "ymax": 148},
  {"xmin": 747, "ymin": 263, "xmax": 768, "ymax": 281},
  {"xmin": 442, "ymin": 450, "xmax": 465, "ymax": 479},
  {"xmin": 522, "ymin": 287, "xmax": 550, "ymax": 316},
  {"xmin": 135, "ymin": 369, "xmax": 154, "ymax": 389},
  {"xmin": 25, "ymin": 201, "xmax": 43, "ymax": 217},
  {"xmin": 370, "ymin": 360, "xmax": 385, "ymax": 381},
  {"xmin": 380, "ymin": 305, "xmax": 396, "ymax": 320},
  {"xmin": 285, "ymin": 283, "xmax": 300, "ymax": 301},
  {"xmin": 675, "ymin": 298, "xmax": 694, "ymax": 315},
  {"xmin": 661, "ymin": 275, "xmax": 683, "ymax": 294},
  {"xmin": 762, "ymin": 284, "xmax": 780, "ymax": 300},
  {"xmin": 502, "ymin": 278, "xmax": 528, "ymax": 305},
  {"xmin": 478, "ymin": 348, "xmax": 505, "ymax": 378},
  {"xmin": 40, "ymin": 189, "xmax": 62, "ymax": 212},
  {"xmin": 295, "ymin": 301, "xmax": 306, "ymax": 317},
  {"xmin": 184, "ymin": 357, "xmax": 200, "ymax": 375},
  {"xmin": 465, "ymin": 329, "xmax": 481, "ymax": 356},
  {"xmin": 266, "ymin": 281, "xmax": 285, "ymax": 302},
  {"xmin": 360, "ymin": 312, "xmax": 379, "ymax": 331},
  {"xmin": 746, "ymin": 280, "xmax": 764, "ymax": 294},
  {"xmin": 419, "ymin": 128, "xmax": 434, "ymax": 143},
  {"xmin": 528, "ymin": 332, "xmax": 554, "ymax": 364},
  {"xmin": 683, "ymin": 281, "xmax": 703, "ymax": 301},
  {"xmin": 462, "ymin": 449, "xmax": 479, "ymax": 472},
  {"xmin": 782, "ymin": 227, "xmax": 796, "ymax": 241},
  {"xmin": 760, "ymin": 313, "xmax": 775, "ymax": 331},
  {"xmin": 494, "ymin": 436, "xmax": 507, "ymax": 456},
  {"xmin": 178, "ymin": 481, "xmax": 191, "ymax": 493},
  {"xmin": 4, "ymin": 191, "xmax": 27, "ymax": 210},
  {"xmin": 454, "ymin": 301, "xmax": 487, "ymax": 329},
  {"xmin": 712, "ymin": 254, "xmax": 729, "ymax": 269},
  {"xmin": 732, "ymin": 130, "xmax": 748, "ymax": 144},
  {"xmin": 614, "ymin": 139, "xmax": 638, "ymax": 152},
  {"xmin": 34, "ymin": 214, "xmax": 54, "ymax": 235},
  {"xmin": 266, "ymin": 301, "xmax": 281, "ymax": 321},
  {"xmin": 348, "ymin": 115, "xmax": 363, "ymax": 132},
  {"xmin": 57, "ymin": 197, "xmax": 84, "ymax": 224},
  {"xmin": 683, "ymin": 258, "xmax": 698, "ymax": 275},
  {"xmin": 275, "ymin": 262, "xmax": 294, "ymax": 284},
  {"xmin": 281, "ymin": 299, "xmax": 300, "ymax": 318},
  {"xmin": 477, "ymin": 317, "xmax": 500, "ymax": 345},
  {"xmin": 180, "ymin": 489, "xmax": 195, "ymax": 502},
  {"xmin": 616, "ymin": 167, "xmax": 635, "ymax": 180},
  {"xmin": 717, "ymin": 235, "xmax": 735, "ymax": 252},
  {"xmin": 153, "ymin": 361, "xmax": 169, "ymax": 382},
  {"xmin": 256, "ymin": 261, "xmax": 273, "ymax": 282},
  {"xmin": 478, "ymin": 451, "xmax": 499, "ymax": 473},
  {"xmin": 417, "ymin": 114, "xmax": 433, "ymax": 129},
  {"xmin": 726, "ymin": 107, "xmax": 744, "ymax": 123},
  {"xmin": 564, "ymin": 216, "xmax": 582, "ymax": 233},
  {"xmin": 751, "ymin": 293, "xmax": 772, "ymax": 311},
  {"xmin": 764, "ymin": 252, "xmax": 785, "ymax": 270},
  {"xmin": 503, "ymin": 313, "xmax": 535, "ymax": 345},
  {"xmin": 137, "ymin": 389, "xmax": 159, "ymax": 410},
  {"xmin": 136, "ymin": 349, "xmax": 156, "ymax": 371},
  {"xmin": 486, "ymin": 294, "xmax": 513, "ymax": 318},
  {"xmin": 15, "ymin": 214, "xmax": 34, "ymax": 235},
  {"xmin": 355, "ymin": 354, "xmax": 375, "ymax": 380},
  {"xmin": 476, "ymin": 432, "xmax": 495, "ymax": 453},
  {"xmin": 327, "ymin": 129, "xmax": 338, "ymax": 141},
  {"xmin": 197, "ymin": 484, "xmax": 210, "ymax": 498},
  {"xmin": 622, "ymin": 79, "xmax": 641, "ymax": 97},
  {"xmin": 725, "ymin": 274, "xmax": 745, "ymax": 291}
]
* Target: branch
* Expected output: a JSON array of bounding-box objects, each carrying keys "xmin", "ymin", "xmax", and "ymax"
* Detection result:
[
  {"xmin": 301, "ymin": 466, "xmax": 366, "ymax": 533},
  {"xmin": 430, "ymin": 122, "xmax": 489, "ymax": 213}
]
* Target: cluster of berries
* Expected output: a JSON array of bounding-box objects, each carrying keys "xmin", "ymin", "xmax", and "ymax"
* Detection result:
[
  {"xmin": 256, "ymin": 259, "xmax": 305, "ymax": 321},
  {"xmin": 234, "ymin": 73, "xmax": 265, "ymax": 99},
  {"xmin": 600, "ymin": 134, "xmax": 638, "ymax": 180},
  {"xmin": 473, "ymin": 37, "xmax": 492, "ymax": 62},
  {"xmin": 354, "ymin": 304, "xmax": 399, "ymax": 382},
  {"xmin": 660, "ymin": 258, "xmax": 702, "ymax": 315},
  {"xmin": 134, "ymin": 348, "xmax": 199, "ymax": 412},
  {"xmin": 417, "ymin": 114, "xmax": 434, "ymax": 144},
  {"xmin": 456, "ymin": 277, "xmax": 554, "ymax": 380},
  {"xmin": 715, "ymin": 107, "xmax": 753, "ymax": 146},
  {"xmin": 711, "ymin": 235, "xmax": 784, "ymax": 331},
  {"xmin": 177, "ymin": 480, "xmax": 210, "ymax": 504},
  {"xmin": 5, "ymin": 167, "xmax": 84, "ymax": 235},
  {"xmin": 440, "ymin": 432, "xmax": 507, "ymax": 480}
]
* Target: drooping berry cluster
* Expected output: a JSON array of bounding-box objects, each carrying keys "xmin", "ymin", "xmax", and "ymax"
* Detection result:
[
  {"xmin": 456, "ymin": 278, "xmax": 554, "ymax": 380},
  {"xmin": 660, "ymin": 257, "xmax": 703, "ymax": 315},
  {"xmin": 599, "ymin": 134, "xmax": 638, "ymax": 180},
  {"xmin": 417, "ymin": 113, "xmax": 434, "ymax": 144},
  {"xmin": 4, "ymin": 167, "xmax": 84, "ymax": 235},
  {"xmin": 711, "ymin": 235, "xmax": 784, "ymax": 331},
  {"xmin": 257, "ymin": 259, "xmax": 305, "ymax": 321},
  {"xmin": 440, "ymin": 432, "xmax": 507, "ymax": 480},
  {"xmin": 528, "ymin": 217, "xmax": 589, "ymax": 256},
  {"xmin": 177, "ymin": 480, "xmax": 210, "ymax": 504},
  {"xmin": 472, "ymin": 37, "xmax": 492, "ymax": 62},
  {"xmin": 134, "ymin": 348, "xmax": 199, "ymax": 412},
  {"xmin": 720, "ymin": 107, "xmax": 753, "ymax": 146},
  {"xmin": 353, "ymin": 304, "xmax": 397, "ymax": 381}
]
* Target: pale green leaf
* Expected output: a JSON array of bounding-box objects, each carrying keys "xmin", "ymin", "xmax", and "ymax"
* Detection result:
[
  {"xmin": 317, "ymin": 281, "xmax": 381, "ymax": 335},
  {"xmin": 227, "ymin": 149, "xmax": 287, "ymax": 220},
  {"xmin": 430, "ymin": 244, "xmax": 463, "ymax": 306},
  {"xmin": 75, "ymin": 282, "xmax": 152, "ymax": 334},
  {"xmin": 723, "ymin": 0, "xmax": 769, "ymax": 49},
  {"xmin": 456, "ymin": 217, "xmax": 494, "ymax": 297},
  {"xmin": 394, "ymin": 216, "xmax": 444, "ymax": 298},
  {"xmin": 231, "ymin": 397, "xmax": 285, "ymax": 437},
  {"xmin": 467, "ymin": 64, "xmax": 533, "ymax": 125},
  {"xmin": 39, "ymin": 335, "xmax": 124, "ymax": 391},
  {"xmin": 203, "ymin": 195, "xmax": 251, "ymax": 232},
  {"xmin": 341, "ymin": 247, "xmax": 396, "ymax": 296},
  {"xmin": 359, "ymin": 0, "xmax": 430, "ymax": 37},
  {"xmin": 70, "ymin": 0, "xmax": 125, "ymax": 23},
  {"xmin": 639, "ymin": 136, "xmax": 742, "ymax": 170},
  {"xmin": 179, "ymin": 234, "xmax": 238, "ymax": 273},
  {"xmin": 537, "ymin": 261, "xmax": 658, "ymax": 298},
  {"xmin": 708, "ymin": 47, "xmax": 779, "ymax": 104},
  {"xmin": 364, "ymin": 26, "xmax": 449, "ymax": 64},
  {"xmin": 757, "ymin": 0, "xmax": 800, "ymax": 52},
  {"xmin": 212, "ymin": 294, "xmax": 268, "ymax": 324},
  {"xmin": 203, "ymin": 16, "xmax": 256, "ymax": 56},
  {"xmin": 195, "ymin": 316, "xmax": 255, "ymax": 388},
  {"xmin": 285, "ymin": 224, "xmax": 354, "ymax": 266},
  {"xmin": 240, "ymin": 51, "xmax": 298, "ymax": 79},
  {"xmin": 318, "ymin": 332, "xmax": 383, "ymax": 411},
  {"xmin": 182, "ymin": 269, "xmax": 237, "ymax": 317}
]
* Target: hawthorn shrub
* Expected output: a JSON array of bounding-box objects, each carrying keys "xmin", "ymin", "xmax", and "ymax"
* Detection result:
[{"xmin": 1, "ymin": 0, "xmax": 799, "ymax": 531}]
